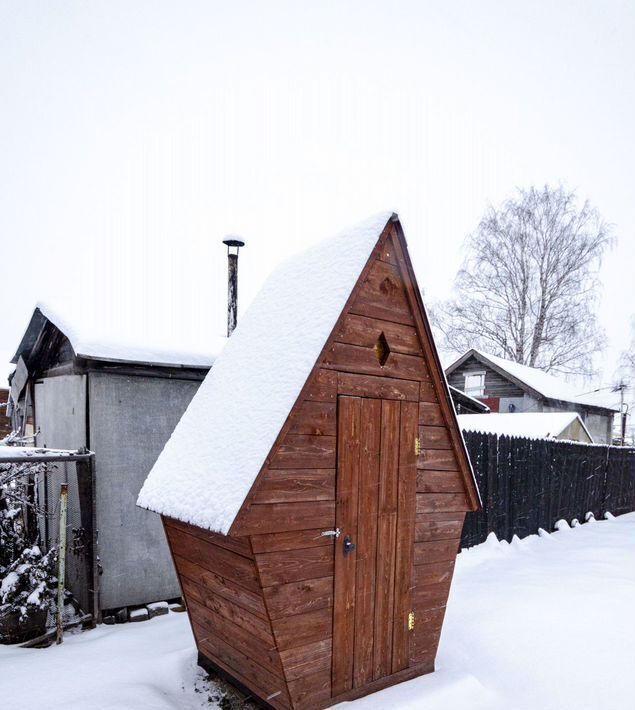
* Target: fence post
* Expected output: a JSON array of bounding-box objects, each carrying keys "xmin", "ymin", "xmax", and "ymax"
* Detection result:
[
  {"xmin": 486, "ymin": 433, "xmax": 498, "ymax": 537},
  {"xmin": 76, "ymin": 455, "xmax": 99, "ymax": 626},
  {"xmin": 56, "ymin": 483, "xmax": 68, "ymax": 645}
]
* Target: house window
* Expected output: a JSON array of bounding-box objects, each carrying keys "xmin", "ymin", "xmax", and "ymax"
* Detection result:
[{"xmin": 464, "ymin": 372, "xmax": 485, "ymax": 397}]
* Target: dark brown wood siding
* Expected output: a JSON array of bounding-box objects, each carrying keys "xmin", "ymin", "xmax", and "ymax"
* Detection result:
[{"xmin": 163, "ymin": 518, "xmax": 292, "ymax": 709}]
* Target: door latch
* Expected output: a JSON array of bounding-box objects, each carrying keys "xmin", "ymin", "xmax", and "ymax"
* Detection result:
[
  {"xmin": 320, "ymin": 528, "xmax": 340, "ymax": 539},
  {"xmin": 343, "ymin": 535, "xmax": 356, "ymax": 556},
  {"xmin": 408, "ymin": 611, "xmax": 416, "ymax": 631},
  {"xmin": 415, "ymin": 437, "xmax": 422, "ymax": 456}
]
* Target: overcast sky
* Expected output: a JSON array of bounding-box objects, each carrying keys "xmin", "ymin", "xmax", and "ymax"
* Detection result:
[{"xmin": 1, "ymin": 1, "xmax": 633, "ymax": 399}]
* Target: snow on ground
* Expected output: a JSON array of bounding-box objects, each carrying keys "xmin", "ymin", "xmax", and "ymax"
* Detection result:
[{"xmin": 1, "ymin": 514, "xmax": 634, "ymax": 710}]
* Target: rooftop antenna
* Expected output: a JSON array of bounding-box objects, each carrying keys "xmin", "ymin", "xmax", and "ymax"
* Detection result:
[{"xmin": 222, "ymin": 234, "xmax": 246, "ymax": 336}]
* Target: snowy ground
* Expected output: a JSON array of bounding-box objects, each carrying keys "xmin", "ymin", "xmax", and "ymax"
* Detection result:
[{"xmin": 1, "ymin": 513, "xmax": 634, "ymax": 710}]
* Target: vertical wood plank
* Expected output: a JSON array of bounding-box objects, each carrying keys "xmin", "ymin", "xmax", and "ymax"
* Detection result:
[
  {"xmin": 332, "ymin": 397, "xmax": 361, "ymax": 696},
  {"xmin": 353, "ymin": 398, "xmax": 381, "ymax": 687},
  {"xmin": 392, "ymin": 400, "xmax": 418, "ymax": 673},
  {"xmin": 372, "ymin": 399, "xmax": 400, "ymax": 680}
]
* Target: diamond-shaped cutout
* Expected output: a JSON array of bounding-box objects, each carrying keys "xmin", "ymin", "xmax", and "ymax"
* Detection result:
[{"xmin": 373, "ymin": 332, "xmax": 391, "ymax": 366}]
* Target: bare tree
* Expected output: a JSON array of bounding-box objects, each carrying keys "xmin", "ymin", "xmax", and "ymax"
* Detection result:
[{"xmin": 433, "ymin": 186, "xmax": 612, "ymax": 377}]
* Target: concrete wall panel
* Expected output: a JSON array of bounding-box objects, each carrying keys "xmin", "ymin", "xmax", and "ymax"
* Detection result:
[{"xmin": 88, "ymin": 373, "xmax": 199, "ymax": 609}]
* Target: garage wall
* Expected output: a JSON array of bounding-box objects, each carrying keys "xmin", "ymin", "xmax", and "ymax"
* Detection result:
[{"xmin": 88, "ymin": 372, "xmax": 200, "ymax": 609}]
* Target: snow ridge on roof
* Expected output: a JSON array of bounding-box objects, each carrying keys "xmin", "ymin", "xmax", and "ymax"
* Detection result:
[
  {"xmin": 458, "ymin": 412, "xmax": 590, "ymax": 441},
  {"xmin": 463, "ymin": 350, "xmax": 619, "ymax": 411},
  {"xmin": 137, "ymin": 211, "xmax": 395, "ymax": 534},
  {"xmin": 30, "ymin": 301, "xmax": 224, "ymax": 368}
]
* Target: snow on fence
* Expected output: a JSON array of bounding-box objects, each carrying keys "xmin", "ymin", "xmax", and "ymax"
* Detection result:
[{"xmin": 461, "ymin": 431, "xmax": 635, "ymax": 547}]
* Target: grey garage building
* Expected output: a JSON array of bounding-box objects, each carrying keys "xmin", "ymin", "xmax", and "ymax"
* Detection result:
[{"xmin": 8, "ymin": 304, "xmax": 221, "ymax": 614}]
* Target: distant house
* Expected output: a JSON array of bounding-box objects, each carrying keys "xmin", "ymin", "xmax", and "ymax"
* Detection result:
[
  {"xmin": 458, "ymin": 411, "xmax": 593, "ymax": 443},
  {"xmin": 8, "ymin": 303, "xmax": 224, "ymax": 615},
  {"xmin": 446, "ymin": 349, "xmax": 618, "ymax": 444}
]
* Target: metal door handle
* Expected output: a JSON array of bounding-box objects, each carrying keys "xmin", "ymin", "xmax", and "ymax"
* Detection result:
[
  {"xmin": 343, "ymin": 535, "xmax": 356, "ymax": 556},
  {"xmin": 320, "ymin": 528, "xmax": 340, "ymax": 539}
]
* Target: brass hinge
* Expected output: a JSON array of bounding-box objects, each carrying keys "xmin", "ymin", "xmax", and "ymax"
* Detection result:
[
  {"xmin": 408, "ymin": 611, "xmax": 415, "ymax": 631},
  {"xmin": 415, "ymin": 437, "xmax": 422, "ymax": 456}
]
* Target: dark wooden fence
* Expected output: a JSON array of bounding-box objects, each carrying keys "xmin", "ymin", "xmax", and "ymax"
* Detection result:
[{"xmin": 461, "ymin": 431, "xmax": 635, "ymax": 548}]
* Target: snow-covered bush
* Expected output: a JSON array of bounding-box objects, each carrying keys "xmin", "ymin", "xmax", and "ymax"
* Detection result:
[
  {"xmin": 1, "ymin": 545, "xmax": 57, "ymax": 616},
  {"xmin": 0, "ymin": 489, "xmax": 26, "ymax": 571},
  {"xmin": 0, "ymin": 545, "xmax": 57, "ymax": 642},
  {"xmin": 0, "ymin": 461, "xmax": 57, "ymax": 643}
]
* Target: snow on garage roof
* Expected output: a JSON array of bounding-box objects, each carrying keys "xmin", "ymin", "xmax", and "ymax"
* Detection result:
[
  {"xmin": 13, "ymin": 301, "xmax": 225, "ymax": 369},
  {"xmin": 448, "ymin": 349, "xmax": 619, "ymax": 411},
  {"xmin": 137, "ymin": 211, "xmax": 395, "ymax": 534},
  {"xmin": 458, "ymin": 412, "xmax": 592, "ymax": 442}
]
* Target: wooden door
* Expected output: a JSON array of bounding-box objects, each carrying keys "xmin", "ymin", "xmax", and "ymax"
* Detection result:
[{"xmin": 332, "ymin": 396, "xmax": 418, "ymax": 696}]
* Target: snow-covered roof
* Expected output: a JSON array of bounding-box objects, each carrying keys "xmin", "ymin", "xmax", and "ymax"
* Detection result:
[
  {"xmin": 458, "ymin": 412, "xmax": 592, "ymax": 442},
  {"xmin": 448, "ymin": 350, "xmax": 619, "ymax": 412},
  {"xmin": 449, "ymin": 385, "xmax": 490, "ymax": 412},
  {"xmin": 13, "ymin": 302, "xmax": 226, "ymax": 369},
  {"xmin": 137, "ymin": 211, "xmax": 395, "ymax": 534}
]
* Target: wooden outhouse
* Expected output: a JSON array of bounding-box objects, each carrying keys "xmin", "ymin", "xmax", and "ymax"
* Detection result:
[{"xmin": 138, "ymin": 211, "xmax": 480, "ymax": 709}]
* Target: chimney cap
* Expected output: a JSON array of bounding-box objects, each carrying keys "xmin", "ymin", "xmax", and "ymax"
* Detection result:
[{"xmin": 223, "ymin": 234, "xmax": 246, "ymax": 248}]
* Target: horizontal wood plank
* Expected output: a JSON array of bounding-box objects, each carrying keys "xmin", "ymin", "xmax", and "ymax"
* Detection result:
[
  {"xmin": 418, "ymin": 401, "xmax": 444, "ymax": 426},
  {"xmin": 257, "ymin": 545, "xmax": 334, "ymax": 587},
  {"xmin": 416, "ymin": 469, "xmax": 465, "ymax": 493},
  {"xmin": 250, "ymin": 528, "xmax": 334, "ymax": 554},
  {"xmin": 414, "ymin": 539, "xmax": 461, "ymax": 565},
  {"xmin": 269, "ymin": 435, "xmax": 336, "ymax": 469},
  {"xmin": 412, "ymin": 580, "xmax": 451, "ymax": 611},
  {"xmin": 305, "ymin": 369, "xmax": 337, "ymax": 403},
  {"xmin": 182, "ymin": 577, "xmax": 273, "ymax": 644},
  {"xmin": 273, "ymin": 606, "xmax": 333, "ymax": 651},
  {"xmin": 279, "ymin": 638, "xmax": 332, "ymax": 682},
  {"xmin": 415, "ymin": 512, "xmax": 466, "ymax": 541},
  {"xmin": 235, "ymin": 501, "xmax": 335, "ymax": 535},
  {"xmin": 175, "ymin": 553, "xmax": 267, "ymax": 619},
  {"xmin": 287, "ymin": 667, "xmax": 332, "ymax": 709},
  {"xmin": 349, "ymin": 259, "xmax": 414, "ymax": 326},
  {"xmin": 263, "ymin": 575, "xmax": 333, "ymax": 620},
  {"xmin": 334, "ymin": 313, "xmax": 422, "ymax": 356},
  {"xmin": 195, "ymin": 625, "xmax": 290, "ymax": 708},
  {"xmin": 189, "ymin": 597, "xmax": 283, "ymax": 677},
  {"xmin": 324, "ymin": 342, "xmax": 429, "ymax": 381},
  {"xmin": 337, "ymin": 372, "xmax": 419, "ymax": 401},
  {"xmin": 416, "ymin": 492, "xmax": 469, "ymax": 513},
  {"xmin": 166, "ymin": 527, "xmax": 260, "ymax": 592},
  {"xmin": 417, "ymin": 448, "xmax": 459, "ymax": 471},
  {"xmin": 165, "ymin": 517, "xmax": 252, "ymax": 558},
  {"xmin": 289, "ymin": 401, "xmax": 336, "ymax": 436},
  {"xmin": 419, "ymin": 379, "xmax": 439, "ymax": 403},
  {"xmin": 410, "ymin": 606, "xmax": 446, "ymax": 666},
  {"xmin": 255, "ymin": 469, "xmax": 335, "ymax": 503},
  {"xmin": 419, "ymin": 426, "xmax": 452, "ymax": 450},
  {"xmin": 415, "ymin": 560, "xmax": 455, "ymax": 587}
]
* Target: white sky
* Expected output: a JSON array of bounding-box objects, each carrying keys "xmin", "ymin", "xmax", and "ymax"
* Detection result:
[{"xmin": 1, "ymin": 1, "xmax": 634, "ymax": 402}]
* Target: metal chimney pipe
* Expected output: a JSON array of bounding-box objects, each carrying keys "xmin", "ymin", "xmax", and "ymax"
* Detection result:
[{"xmin": 222, "ymin": 234, "xmax": 246, "ymax": 336}]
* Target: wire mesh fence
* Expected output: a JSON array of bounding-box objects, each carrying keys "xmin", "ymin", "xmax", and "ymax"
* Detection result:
[{"xmin": 0, "ymin": 449, "xmax": 97, "ymax": 645}]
